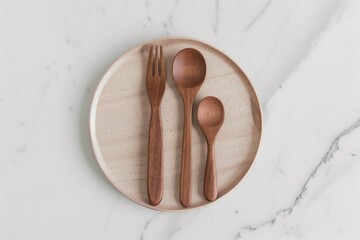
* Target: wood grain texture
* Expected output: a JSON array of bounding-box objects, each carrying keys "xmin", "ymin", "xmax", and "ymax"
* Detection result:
[
  {"xmin": 172, "ymin": 48, "xmax": 206, "ymax": 207},
  {"xmin": 180, "ymin": 98, "xmax": 192, "ymax": 207},
  {"xmin": 197, "ymin": 96, "xmax": 225, "ymax": 202},
  {"xmin": 89, "ymin": 38, "xmax": 262, "ymax": 211},
  {"xmin": 146, "ymin": 46, "xmax": 166, "ymax": 206},
  {"xmin": 204, "ymin": 140, "xmax": 217, "ymax": 201}
]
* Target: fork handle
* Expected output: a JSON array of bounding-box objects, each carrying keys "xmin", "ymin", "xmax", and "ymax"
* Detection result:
[{"xmin": 147, "ymin": 106, "xmax": 163, "ymax": 206}]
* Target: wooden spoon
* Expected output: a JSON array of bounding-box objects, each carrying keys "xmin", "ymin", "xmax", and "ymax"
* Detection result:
[
  {"xmin": 197, "ymin": 96, "xmax": 224, "ymax": 201},
  {"xmin": 172, "ymin": 48, "xmax": 206, "ymax": 207}
]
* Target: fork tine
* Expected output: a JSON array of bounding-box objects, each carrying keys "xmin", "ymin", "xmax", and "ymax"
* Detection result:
[
  {"xmin": 154, "ymin": 45, "xmax": 159, "ymax": 76},
  {"xmin": 160, "ymin": 45, "xmax": 165, "ymax": 77},
  {"xmin": 147, "ymin": 46, "xmax": 153, "ymax": 77}
]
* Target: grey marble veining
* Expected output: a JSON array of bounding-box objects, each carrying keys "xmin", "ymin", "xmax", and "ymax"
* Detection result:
[{"xmin": 1, "ymin": 0, "xmax": 360, "ymax": 239}]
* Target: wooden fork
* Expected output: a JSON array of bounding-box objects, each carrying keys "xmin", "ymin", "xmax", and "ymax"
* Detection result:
[{"xmin": 146, "ymin": 45, "xmax": 166, "ymax": 206}]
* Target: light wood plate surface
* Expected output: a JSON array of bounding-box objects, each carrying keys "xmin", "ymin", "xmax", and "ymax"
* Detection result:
[{"xmin": 89, "ymin": 38, "xmax": 262, "ymax": 211}]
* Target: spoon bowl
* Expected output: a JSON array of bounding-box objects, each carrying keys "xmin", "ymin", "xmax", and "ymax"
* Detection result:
[
  {"xmin": 197, "ymin": 97, "xmax": 225, "ymax": 128},
  {"xmin": 173, "ymin": 48, "xmax": 206, "ymax": 89}
]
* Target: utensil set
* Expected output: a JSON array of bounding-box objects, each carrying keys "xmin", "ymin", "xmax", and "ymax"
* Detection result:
[{"xmin": 146, "ymin": 46, "xmax": 224, "ymax": 207}]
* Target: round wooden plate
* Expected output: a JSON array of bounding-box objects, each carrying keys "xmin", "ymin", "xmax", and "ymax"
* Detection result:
[{"xmin": 89, "ymin": 38, "xmax": 262, "ymax": 211}]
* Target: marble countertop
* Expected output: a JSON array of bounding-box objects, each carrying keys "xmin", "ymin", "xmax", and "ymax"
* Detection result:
[{"xmin": 1, "ymin": 0, "xmax": 360, "ymax": 239}]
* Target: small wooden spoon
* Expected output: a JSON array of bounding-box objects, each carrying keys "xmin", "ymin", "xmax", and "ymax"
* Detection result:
[
  {"xmin": 172, "ymin": 48, "xmax": 206, "ymax": 207},
  {"xmin": 197, "ymin": 96, "xmax": 224, "ymax": 201}
]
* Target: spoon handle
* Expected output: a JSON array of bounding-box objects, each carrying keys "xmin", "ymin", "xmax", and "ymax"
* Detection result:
[
  {"xmin": 147, "ymin": 107, "xmax": 163, "ymax": 206},
  {"xmin": 180, "ymin": 101, "xmax": 192, "ymax": 207},
  {"xmin": 204, "ymin": 140, "xmax": 217, "ymax": 201}
]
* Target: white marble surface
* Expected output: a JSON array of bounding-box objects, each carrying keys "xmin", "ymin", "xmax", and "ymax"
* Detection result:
[{"xmin": 1, "ymin": 0, "xmax": 360, "ymax": 239}]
